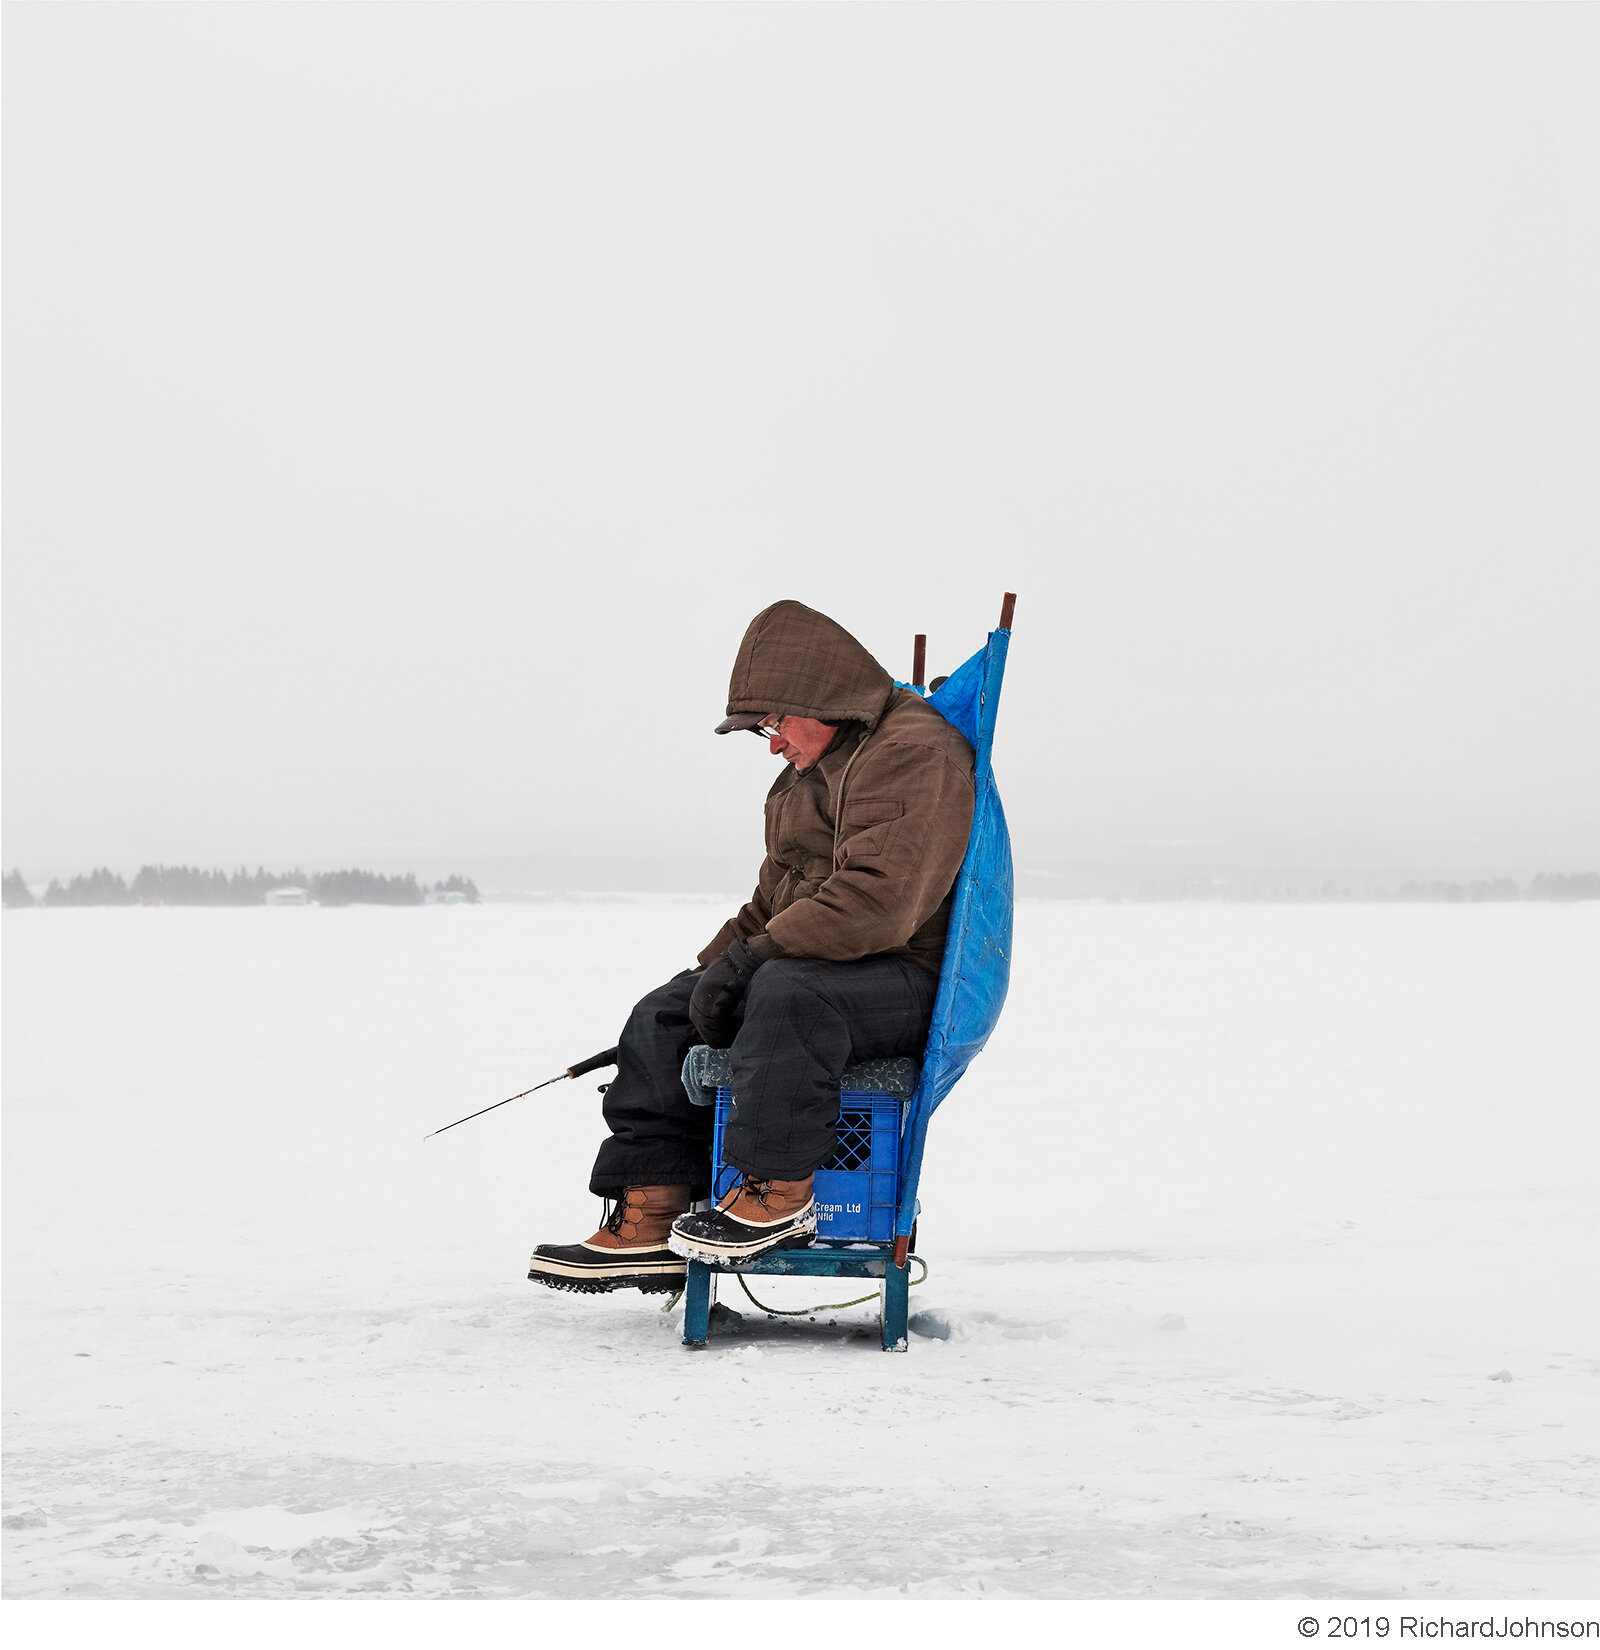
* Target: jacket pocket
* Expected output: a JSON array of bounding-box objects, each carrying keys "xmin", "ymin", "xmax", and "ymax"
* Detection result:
[{"xmin": 844, "ymin": 800, "xmax": 904, "ymax": 827}]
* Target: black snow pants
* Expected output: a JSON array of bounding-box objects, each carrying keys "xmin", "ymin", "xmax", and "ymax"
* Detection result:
[{"xmin": 588, "ymin": 956, "xmax": 938, "ymax": 1197}]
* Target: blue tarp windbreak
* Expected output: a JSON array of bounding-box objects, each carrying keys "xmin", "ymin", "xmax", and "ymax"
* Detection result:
[{"xmin": 895, "ymin": 623, "xmax": 1014, "ymax": 1241}]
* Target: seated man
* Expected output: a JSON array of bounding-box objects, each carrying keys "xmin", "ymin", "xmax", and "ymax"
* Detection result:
[{"xmin": 528, "ymin": 599, "xmax": 975, "ymax": 1293}]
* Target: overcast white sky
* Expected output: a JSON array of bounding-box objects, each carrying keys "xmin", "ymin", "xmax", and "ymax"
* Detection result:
[{"xmin": 5, "ymin": 3, "xmax": 1597, "ymax": 881}]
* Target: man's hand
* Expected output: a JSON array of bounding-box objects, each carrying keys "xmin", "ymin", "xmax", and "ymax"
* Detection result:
[{"xmin": 688, "ymin": 938, "xmax": 766, "ymax": 1048}]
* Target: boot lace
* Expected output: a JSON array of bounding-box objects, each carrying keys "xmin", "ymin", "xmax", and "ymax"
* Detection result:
[{"xmin": 723, "ymin": 1176, "xmax": 775, "ymax": 1212}]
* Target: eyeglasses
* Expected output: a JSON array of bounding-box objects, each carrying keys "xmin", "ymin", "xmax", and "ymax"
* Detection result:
[{"xmin": 751, "ymin": 715, "xmax": 786, "ymax": 739}]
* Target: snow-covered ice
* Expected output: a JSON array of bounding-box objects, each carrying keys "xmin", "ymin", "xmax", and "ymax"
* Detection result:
[{"xmin": 4, "ymin": 901, "xmax": 1597, "ymax": 1598}]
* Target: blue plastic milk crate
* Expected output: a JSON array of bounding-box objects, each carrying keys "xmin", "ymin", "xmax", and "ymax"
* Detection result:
[{"xmin": 710, "ymin": 1086, "xmax": 903, "ymax": 1243}]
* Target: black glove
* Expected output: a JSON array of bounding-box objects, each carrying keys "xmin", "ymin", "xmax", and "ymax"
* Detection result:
[{"xmin": 688, "ymin": 938, "xmax": 766, "ymax": 1048}]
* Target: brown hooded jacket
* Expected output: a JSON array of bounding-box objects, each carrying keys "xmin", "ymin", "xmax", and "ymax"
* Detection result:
[{"xmin": 699, "ymin": 601, "xmax": 976, "ymax": 974}]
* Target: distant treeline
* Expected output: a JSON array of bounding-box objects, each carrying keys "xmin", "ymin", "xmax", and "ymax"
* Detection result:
[
  {"xmin": 5, "ymin": 865, "xmax": 1597, "ymax": 909},
  {"xmin": 1389, "ymin": 873, "xmax": 1600, "ymax": 902},
  {"xmin": 1118, "ymin": 872, "xmax": 1600, "ymax": 903},
  {"xmin": 2, "ymin": 866, "xmax": 481, "ymax": 908}
]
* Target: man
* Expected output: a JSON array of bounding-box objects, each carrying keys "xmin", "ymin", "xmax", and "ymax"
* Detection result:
[{"xmin": 527, "ymin": 599, "xmax": 975, "ymax": 1293}]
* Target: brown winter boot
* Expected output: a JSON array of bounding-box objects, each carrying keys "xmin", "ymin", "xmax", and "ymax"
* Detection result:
[
  {"xmin": 527, "ymin": 1184, "xmax": 693, "ymax": 1294},
  {"xmin": 667, "ymin": 1174, "xmax": 816, "ymax": 1263}
]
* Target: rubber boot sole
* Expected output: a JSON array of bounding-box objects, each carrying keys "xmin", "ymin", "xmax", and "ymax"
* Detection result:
[
  {"xmin": 526, "ymin": 1267, "xmax": 684, "ymax": 1296},
  {"xmin": 666, "ymin": 1226, "xmax": 816, "ymax": 1268}
]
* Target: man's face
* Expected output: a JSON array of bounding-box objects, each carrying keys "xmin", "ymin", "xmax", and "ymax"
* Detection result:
[{"xmin": 759, "ymin": 714, "xmax": 837, "ymax": 772}]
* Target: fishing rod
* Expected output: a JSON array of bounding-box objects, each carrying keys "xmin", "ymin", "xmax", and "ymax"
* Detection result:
[{"xmin": 424, "ymin": 1047, "xmax": 619, "ymax": 1140}]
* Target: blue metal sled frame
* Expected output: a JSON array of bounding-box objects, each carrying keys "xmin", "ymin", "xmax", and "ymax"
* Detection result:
[
  {"xmin": 681, "ymin": 1245, "xmax": 912, "ymax": 1352},
  {"xmin": 683, "ymin": 599, "xmax": 1014, "ymax": 1352}
]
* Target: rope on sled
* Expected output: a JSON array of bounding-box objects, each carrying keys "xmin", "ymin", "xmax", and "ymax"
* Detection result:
[
  {"xmin": 656, "ymin": 1257, "xmax": 930, "ymax": 1318},
  {"xmin": 732, "ymin": 1256, "xmax": 928, "ymax": 1317}
]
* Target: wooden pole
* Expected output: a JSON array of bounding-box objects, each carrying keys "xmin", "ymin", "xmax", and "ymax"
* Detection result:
[
  {"xmin": 999, "ymin": 591, "xmax": 1016, "ymax": 629},
  {"xmin": 912, "ymin": 634, "xmax": 926, "ymax": 687}
]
